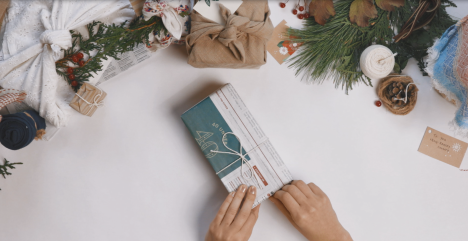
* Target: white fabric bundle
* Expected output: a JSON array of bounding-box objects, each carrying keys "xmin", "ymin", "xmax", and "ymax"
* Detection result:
[
  {"xmin": 0, "ymin": 0, "xmax": 135, "ymax": 127},
  {"xmin": 360, "ymin": 45, "xmax": 396, "ymax": 79}
]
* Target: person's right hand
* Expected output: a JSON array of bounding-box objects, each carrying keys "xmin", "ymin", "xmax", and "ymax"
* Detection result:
[{"xmin": 270, "ymin": 180, "xmax": 352, "ymax": 241}]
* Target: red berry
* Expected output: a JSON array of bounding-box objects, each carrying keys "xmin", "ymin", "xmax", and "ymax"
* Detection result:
[
  {"xmin": 78, "ymin": 60, "xmax": 85, "ymax": 67},
  {"xmin": 77, "ymin": 53, "xmax": 84, "ymax": 59},
  {"xmin": 280, "ymin": 2, "xmax": 286, "ymax": 8},
  {"xmin": 71, "ymin": 56, "xmax": 79, "ymax": 63},
  {"xmin": 68, "ymin": 74, "xmax": 75, "ymax": 80},
  {"xmin": 71, "ymin": 81, "xmax": 78, "ymax": 87},
  {"xmin": 304, "ymin": 13, "xmax": 310, "ymax": 18},
  {"xmin": 292, "ymin": 9, "xmax": 298, "ymax": 15},
  {"xmin": 299, "ymin": 6, "xmax": 305, "ymax": 11},
  {"xmin": 375, "ymin": 100, "xmax": 382, "ymax": 107},
  {"xmin": 67, "ymin": 67, "xmax": 73, "ymax": 74},
  {"xmin": 298, "ymin": 14, "xmax": 304, "ymax": 19}
]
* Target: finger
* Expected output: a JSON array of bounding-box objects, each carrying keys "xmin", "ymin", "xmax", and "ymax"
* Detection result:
[
  {"xmin": 213, "ymin": 191, "xmax": 235, "ymax": 225},
  {"xmin": 232, "ymin": 186, "xmax": 257, "ymax": 229},
  {"xmin": 308, "ymin": 182, "xmax": 326, "ymax": 196},
  {"xmin": 269, "ymin": 197, "xmax": 293, "ymax": 221},
  {"xmin": 291, "ymin": 180, "xmax": 315, "ymax": 198},
  {"xmin": 269, "ymin": 197, "xmax": 300, "ymax": 230},
  {"xmin": 282, "ymin": 184, "xmax": 308, "ymax": 206},
  {"xmin": 239, "ymin": 204, "xmax": 261, "ymax": 237},
  {"xmin": 221, "ymin": 184, "xmax": 247, "ymax": 226},
  {"xmin": 273, "ymin": 190, "xmax": 300, "ymax": 211}
]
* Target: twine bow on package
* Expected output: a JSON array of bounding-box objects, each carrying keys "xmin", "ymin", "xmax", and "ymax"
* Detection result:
[
  {"xmin": 186, "ymin": 0, "xmax": 274, "ymax": 69},
  {"xmin": 69, "ymin": 83, "xmax": 106, "ymax": 117}
]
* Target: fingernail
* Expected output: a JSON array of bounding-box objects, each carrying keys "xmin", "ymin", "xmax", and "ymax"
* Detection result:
[
  {"xmin": 242, "ymin": 185, "xmax": 246, "ymax": 193},
  {"xmin": 251, "ymin": 186, "xmax": 256, "ymax": 195},
  {"xmin": 231, "ymin": 192, "xmax": 235, "ymax": 197}
]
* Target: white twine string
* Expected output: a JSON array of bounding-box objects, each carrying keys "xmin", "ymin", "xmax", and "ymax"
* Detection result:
[
  {"xmin": 360, "ymin": 45, "xmax": 397, "ymax": 79},
  {"xmin": 75, "ymin": 86, "xmax": 105, "ymax": 115},
  {"xmin": 393, "ymin": 83, "xmax": 415, "ymax": 103},
  {"xmin": 211, "ymin": 132, "xmax": 266, "ymax": 190}
]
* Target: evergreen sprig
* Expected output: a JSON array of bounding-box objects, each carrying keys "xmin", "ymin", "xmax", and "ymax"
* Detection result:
[
  {"xmin": 56, "ymin": 16, "xmax": 167, "ymax": 92},
  {"xmin": 289, "ymin": 0, "xmax": 456, "ymax": 93},
  {"xmin": 0, "ymin": 159, "xmax": 22, "ymax": 179}
]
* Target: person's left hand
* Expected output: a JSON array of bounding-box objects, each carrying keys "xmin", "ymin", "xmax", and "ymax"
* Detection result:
[{"xmin": 205, "ymin": 184, "xmax": 261, "ymax": 241}]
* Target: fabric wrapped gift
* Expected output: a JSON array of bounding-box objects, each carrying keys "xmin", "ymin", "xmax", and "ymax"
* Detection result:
[
  {"xmin": 0, "ymin": 0, "xmax": 134, "ymax": 127},
  {"xmin": 69, "ymin": 83, "xmax": 106, "ymax": 117},
  {"xmin": 0, "ymin": 110, "xmax": 46, "ymax": 150},
  {"xmin": 425, "ymin": 15, "xmax": 468, "ymax": 136},
  {"xmin": 186, "ymin": 0, "xmax": 274, "ymax": 69},
  {"xmin": 141, "ymin": 0, "xmax": 191, "ymax": 51}
]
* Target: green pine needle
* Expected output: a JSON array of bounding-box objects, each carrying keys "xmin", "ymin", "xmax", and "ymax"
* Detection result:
[
  {"xmin": 56, "ymin": 16, "xmax": 167, "ymax": 92},
  {"xmin": 288, "ymin": 0, "xmax": 456, "ymax": 94},
  {"xmin": 0, "ymin": 158, "xmax": 23, "ymax": 179}
]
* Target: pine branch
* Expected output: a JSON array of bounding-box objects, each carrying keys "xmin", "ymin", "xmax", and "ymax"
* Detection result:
[
  {"xmin": 288, "ymin": 0, "xmax": 457, "ymax": 93},
  {"xmin": 56, "ymin": 15, "xmax": 167, "ymax": 92},
  {"xmin": 0, "ymin": 158, "xmax": 23, "ymax": 179}
]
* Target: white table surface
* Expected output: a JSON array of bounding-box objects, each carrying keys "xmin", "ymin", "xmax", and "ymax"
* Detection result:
[{"xmin": 1, "ymin": 2, "xmax": 468, "ymax": 241}]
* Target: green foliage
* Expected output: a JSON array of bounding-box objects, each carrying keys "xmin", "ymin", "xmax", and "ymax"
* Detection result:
[
  {"xmin": 288, "ymin": 0, "xmax": 457, "ymax": 93},
  {"xmin": 56, "ymin": 16, "xmax": 167, "ymax": 92},
  {"xmin": 0, "ymin": 159, "xmax": 23, "ymax": 190}
]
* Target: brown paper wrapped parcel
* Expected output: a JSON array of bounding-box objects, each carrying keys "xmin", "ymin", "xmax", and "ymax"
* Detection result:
[
  {"xmin": 186, "ymin": 0, "xmax": 273, "ymax": 69},
  {"xmin": 69, "ymin": 83, "xmax": 106, "ymax": 117}
]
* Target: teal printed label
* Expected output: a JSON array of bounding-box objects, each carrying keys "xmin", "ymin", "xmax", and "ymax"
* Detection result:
[{"xmin": 182, "ymin": 97, "xmax": 249, "ymax": 179}]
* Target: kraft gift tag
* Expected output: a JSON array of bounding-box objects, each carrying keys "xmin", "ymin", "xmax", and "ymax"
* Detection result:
[
  {"xmin": 418, "ymin": 127, "xmax": 468, "ymax": 168},
  {"xmin": 267, "ymin": 20, "xmax": 302, "ymax": 65}
]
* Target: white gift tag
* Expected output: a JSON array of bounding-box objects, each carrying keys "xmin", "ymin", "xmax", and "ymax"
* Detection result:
[{"xmin": 193, "ymin": 0, "xmax": 243, "ymax": 25}]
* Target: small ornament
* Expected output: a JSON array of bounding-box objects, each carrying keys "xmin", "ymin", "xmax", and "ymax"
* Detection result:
[
  {"xmin": 71, "ymin": 56, "xmax": 79, "ymax": 63},
  {"xmin": 292, "ymin": 9, "xmax": 298, "ymax": 15},
  {"xmin": 68, "ymin": 74, "xmax": 75, "ymax": 80},
  {"xmin": 298, "ymin": 6, "xmax": 304, "ymax": 11},
  {"xmin": 71, "ymin": 81, "xmax": 78, "ymax": 87},
  {"xmin": 375, "ymin": 100, "xmax": 382, "ymax": 107},
  {"xmin": 304, "ymin": 13, "xmax": 310, "ymax": 18},
  {"xmin": 298, "ymin": 14, "xmax": 304, "ymax": 19},
  {"xmin": 280, "ymin": 2, "xmax": 286, "ymax": 8},
  {"xmin": 67, "ymin": 67, "xmax": 74, "ymax": 74},
  {"xmin": 78, "ymin": 60, "xmax": 85, "ymax": 67},
  {"xmin": 77, "ymin": 53, "xmax": 84, "ymax": 59}
]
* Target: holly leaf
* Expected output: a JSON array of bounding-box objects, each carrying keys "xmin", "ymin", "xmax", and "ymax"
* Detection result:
[
  {"xmin": 349, "ymin": 0, "xmax": 378, "ymax": 27},
  {"xmin": 375, "ymin": 0, "xmax": 404, "ymax": 11},
  {"xmin": 309, "ymin": 0, "xmax": 336, "ymax": 26}
]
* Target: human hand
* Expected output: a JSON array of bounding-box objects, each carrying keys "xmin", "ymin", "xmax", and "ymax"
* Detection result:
[
  {"xmin": 270, "ymin": 180, "xmax": 352, "ymax": 241},
  {"xmin": 205, "ymin": 184, "xmax": 261, "ymax": 241}
]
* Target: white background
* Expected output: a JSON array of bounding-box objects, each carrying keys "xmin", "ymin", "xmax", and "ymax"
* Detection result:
[{"xmin": 1, "ymin": 1, "xmax": 468, "ymax": 241}]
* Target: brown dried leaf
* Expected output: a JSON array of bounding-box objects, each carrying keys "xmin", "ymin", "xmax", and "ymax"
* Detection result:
[
  {"xmin": 349, "ymin": 0, "xmax": 378, "ymax": 27},
  {"xmin": 309, "ymin": 0, "xmax": 336, "ymax": 26},
  {"xmin": 375, "ymin": 0, "xmax": 405, "ymax": 11}
]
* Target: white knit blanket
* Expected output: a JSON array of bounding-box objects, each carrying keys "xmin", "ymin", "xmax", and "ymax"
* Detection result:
[{"xmin": 0, "ymin": 0, "xmax": 135, "ymax": 127}]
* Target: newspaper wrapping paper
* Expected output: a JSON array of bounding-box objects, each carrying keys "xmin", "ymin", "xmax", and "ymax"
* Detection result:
[{"xmin": 181, "ymin": 84, "xmax": 293, "ymax": 208}]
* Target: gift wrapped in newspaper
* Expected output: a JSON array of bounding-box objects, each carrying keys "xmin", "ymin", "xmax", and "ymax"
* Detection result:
[
  {"xmin": 181, "ymin": 84, "xmax": 293, "ymax": 207},
  {"xmin": 69, "ymin": 83, "xmax": 106, "ymax": 117},
  {"xmin": 186, "ymin": 0, "xmax": 274, "ymax": 69}
]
